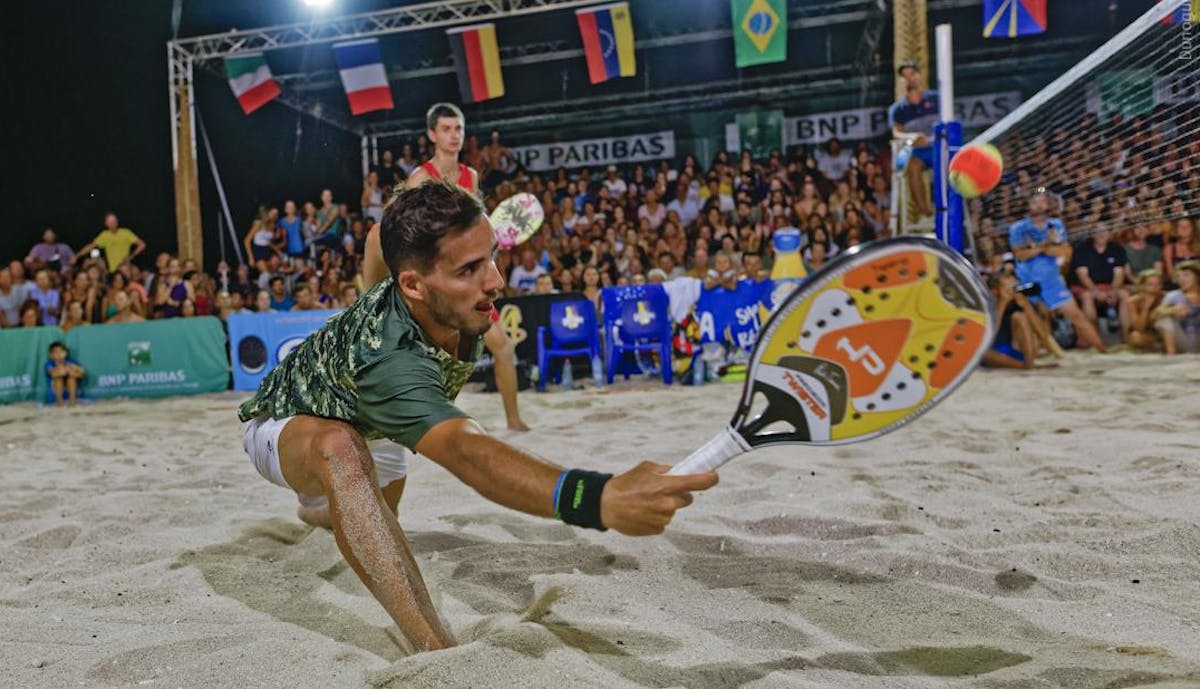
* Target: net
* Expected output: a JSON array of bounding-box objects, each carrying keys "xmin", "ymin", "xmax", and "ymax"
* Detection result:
[{"xmin": 970, "ymin": 0, "xmax": 1200, "ymax": 259}]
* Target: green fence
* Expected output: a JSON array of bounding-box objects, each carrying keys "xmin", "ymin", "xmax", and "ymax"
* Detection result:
[{"xmin": 0, "ymin": 317, "xmax": 229, "ymax": 404}]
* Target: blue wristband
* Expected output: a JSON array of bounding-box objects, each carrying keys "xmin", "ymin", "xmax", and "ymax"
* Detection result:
[{"xmin": 552, "ymin": 470, "xmax": 569, "ymax": 517}]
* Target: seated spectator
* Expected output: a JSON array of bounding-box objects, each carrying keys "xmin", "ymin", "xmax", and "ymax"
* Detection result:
[
  {"xmin": 18, "ymin": 299, "xmax": 43, "ymax": 328},
  {"xmin": 1123, "ymin": 223, "xmax": 1163, "ymax": 278},
  {"xmin": 580, "ymin": 265, "xmax": 603, "ymax": 314},
  {"xmin": 533, "ymin": 273, "xmax": 557, "ymax": 295},
  {"xmin": 815, "ymin": 137, "xmax": 853, "ymax": 186},
  {"xmin": 253, "ymin": 289, "xmax": 273, "ymax": 313},
  {"xmin": 0, "ymin": 266, "xmax": 29, "ymax": 327},
  {"xmin": 983, "ymin": 274, "xmax": 1038, "ymax": 369},
  {"xmin": 76, "ymin": 212, "xmax": 146, "ymax": 274},
  {"xmin": 656, "ymin": 252, "xmax": 685, "ymax": 280},
  {"xmin": 60, "ymin": 301, "xmax": 87, "ymax": 333},
  {"xmin": 45, "ymin": 341, "xmax": 85, "ymax": 406},
  {"xmin": 1164, "ymin": 216, "xmax": 1199, "ymax": 285},
  {"xmin": 509, "ymin": 249, "xmax": 548, "ymax": 295},
  {"xmin": 268, "ymin": 276, "xmax": 295, "ymax": 311},
  {"xmin": 1069, "ymin": 226, "xmax": 1130, "ymax": 338},
  {"xmin": 180, "ymin": 298, "xmax": 197, "ymax": 318},
  {"xmin": 704, "ymin": 251, "xmax": 738, "ymax": 291},
  {"xmin": 1153, "ymin": 261, "xmax": 1200, "ymax": 354},
  {"xmin": 603, "ymin": 165, "xmax": 627, "ymax": 196},
  {"xmin": 106, "ymin": 290, "xmax": 145, "ymax": 323},
  {"xmin": 291, "ymin": 285, "xmax": 320, "ymax": 311},
  {"xmin": 163, "ymin": 271, "xmax": 199, "ymax": 318},
  {"xmin": 1127, "ymin": 269, "xmax": 1166, "ymax": 352},
  {"xmin": 27, "ymin": 269, "xmax": 61, "ymax": 326},
  {"xmin": 637, "ymin": 189, "xmax": 667, "ymax": 232},
  {"xmin": 741, "ymin": 253, "xmax": 766, "ymax": 282},
  {"xmin": 25, "ymin": 227, "xmax": 74, "ymax": 274}
]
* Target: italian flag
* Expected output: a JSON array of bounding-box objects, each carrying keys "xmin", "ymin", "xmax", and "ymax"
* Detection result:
[{"xmin": 225, "ymin": 53, "xmax": 281, "ymax": 115}]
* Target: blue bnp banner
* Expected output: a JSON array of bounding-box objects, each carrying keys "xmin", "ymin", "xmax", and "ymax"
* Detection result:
[{"xmin": 228, "ymin": 310, "xmax": 340, "ymax": 391}]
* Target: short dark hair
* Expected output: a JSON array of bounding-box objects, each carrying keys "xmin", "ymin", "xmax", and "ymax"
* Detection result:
[
  {"xmin": 48, "ymin": 341, "xmax": 67, "ymax": 354},
  {"xmin": 269, "ymin": 276, "xmax": 284, "ymax": 287},
  {"xmin": 380, "ymin": 180, "xmax": 485, "ymax": 276},
  {"xmin": 426, "ymin": 102, "xmax": 464, "ymax": 131}
]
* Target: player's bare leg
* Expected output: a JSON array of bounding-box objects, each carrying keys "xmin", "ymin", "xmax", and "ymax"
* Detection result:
[
  {"xmin": 278, "ymin": 415, "xmax": 453, "ymax": 651},
  {"xmin": 485, "ymin": 320, "xmax": 529, "ymax": 431}
]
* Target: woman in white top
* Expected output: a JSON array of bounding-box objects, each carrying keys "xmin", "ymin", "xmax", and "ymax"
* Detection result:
[{"xmin": 361, "ymin": 171, "xmax": 385, "ymax": 224}]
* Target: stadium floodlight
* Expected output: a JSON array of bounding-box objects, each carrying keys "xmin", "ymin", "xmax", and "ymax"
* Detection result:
[{"xmin": 302, "ymin": 0, "xmax": 335, "ymax": 8}]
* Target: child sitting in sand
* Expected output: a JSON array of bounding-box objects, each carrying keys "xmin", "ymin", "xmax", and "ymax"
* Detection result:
[{"xmin": 45, "ymin": 341, "xmax": 85, "ymax": 406}]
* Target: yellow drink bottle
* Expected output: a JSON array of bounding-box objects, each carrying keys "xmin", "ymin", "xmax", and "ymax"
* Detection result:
[{"xmin": 764, "ymin": 227, "xmax": 807, "ymax": 316}]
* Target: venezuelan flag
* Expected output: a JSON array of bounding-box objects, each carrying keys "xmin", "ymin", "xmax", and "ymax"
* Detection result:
[
  {"xmin": 576, "ymin": 2, "xmax": 636, "ymax": 84},
  {"xmin": 983, "ymin": 0, "xmax": 1047, "ymax": 38},
  {"xmin": 447, "ymin": 23, "xmax": 505, "ymax": 103}
]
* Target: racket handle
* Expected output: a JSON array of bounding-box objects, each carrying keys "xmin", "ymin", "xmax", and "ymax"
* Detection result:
[{"xmin": 668, "ymin": 426, "xmax": 751, "ymax": 475}]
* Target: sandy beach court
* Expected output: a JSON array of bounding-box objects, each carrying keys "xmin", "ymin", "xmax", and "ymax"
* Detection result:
[{"xmin": 2, "ymin": 352, "xmax": 1198, "ymax": 688}]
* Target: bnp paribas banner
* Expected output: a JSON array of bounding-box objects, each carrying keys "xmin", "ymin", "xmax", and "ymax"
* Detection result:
[
  {"xmin": 64, "ymin": 317, "xmax": 229, "ymax": 399},
  {"xmin": 0, "ymin": 326, "xmax": 64, "ymax": 404}
]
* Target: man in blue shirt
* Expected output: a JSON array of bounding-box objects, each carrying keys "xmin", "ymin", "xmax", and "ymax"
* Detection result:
[
  {"xmin": 888, "ymin": 61, "xmax": 938, "ymax": 218},
  {"xmin": 1008, "ymin": 190, "xmax": 1107, "ymax": 352}
]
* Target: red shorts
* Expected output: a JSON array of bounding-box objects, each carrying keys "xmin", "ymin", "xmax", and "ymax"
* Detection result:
[{"xmin": 1070, "ymin": 284, "xmax": 1111, "ymax": 300}]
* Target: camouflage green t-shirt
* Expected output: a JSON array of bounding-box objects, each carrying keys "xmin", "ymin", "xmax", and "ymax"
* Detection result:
[{"xmin": 237, "ymin": 278, "xmax": 482, "ymax": 449}]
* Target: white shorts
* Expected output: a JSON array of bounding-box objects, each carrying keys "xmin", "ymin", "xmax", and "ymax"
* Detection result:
[{"xmin": 241, "ymin": 416, "xmax": 411, "ymax": 491}]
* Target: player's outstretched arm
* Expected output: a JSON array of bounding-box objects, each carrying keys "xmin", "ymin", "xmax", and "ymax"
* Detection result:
[{"xmin": 414, "ymin": 418, "xmax": 717, "ymax": 535}]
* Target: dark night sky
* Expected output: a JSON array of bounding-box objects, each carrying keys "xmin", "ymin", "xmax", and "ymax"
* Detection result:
[
  {"xmin": 3, "ymin": 1, "xmax": 1158, "ymax": 270},
  {"xmin": 3, "ymin": 1, "xmax": 392, "ymax": 270}
]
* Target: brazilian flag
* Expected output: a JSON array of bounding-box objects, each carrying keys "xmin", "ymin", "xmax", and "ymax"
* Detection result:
[{"xmin": 732, "ymin": 0, "xmax": 787, "ymax": 68}]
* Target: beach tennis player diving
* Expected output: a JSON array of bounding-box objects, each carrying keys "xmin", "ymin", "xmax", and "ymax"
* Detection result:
[{"xmin": 238, "ymin": 180, "xmax": 719, "ymax": 651}]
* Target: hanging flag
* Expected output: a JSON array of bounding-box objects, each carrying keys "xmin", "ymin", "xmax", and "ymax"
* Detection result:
[
  {"xmin": 732, "ymin": 0, "xmax": 787, "ymax": 68},
  {"xmin": 576, "ymin": 2, "xmax": 636, "ymax": 84},
  {"xmin": 224, "ymin": 53, "xmax": 281, "ymax": 115},
  {"xmin": 332, "ymin": 38, "xmax": 394, "ymax": 115},
  {"xmin": 447, "ymin": 24, "xmax": 505, "ymax": 103},
  {"xmin": 1160, "ymin": 0, "xmax": 1199, "ymax": 24},
  {"xmin": 982, "ymin": 0, "xmax": 1048, "ymax": 38}
]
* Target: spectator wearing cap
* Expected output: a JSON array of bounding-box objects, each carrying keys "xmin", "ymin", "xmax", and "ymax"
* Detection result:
[{"xmin": 603, "ymin": 165, "xmax": 627, "ymax": 197}]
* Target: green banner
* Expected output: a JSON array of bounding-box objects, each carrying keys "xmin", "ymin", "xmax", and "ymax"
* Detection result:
[
  {"xmin": 736, "ymin": 110, "xmax": 785, "ymax": 159},
  {"xmin": 732, "ymin": 0, "xmax": 787, "ymax": 68},
  {"xmin": 0, "ymin": 326, "xmax": 64, "ymax": 404},
  {"xmin": 64, "ymin": 317, "xmax": 229, "ymax": 400}
]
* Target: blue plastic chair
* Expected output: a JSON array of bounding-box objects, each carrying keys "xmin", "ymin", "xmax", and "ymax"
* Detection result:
[
  {"xmin": 536, "ymin": 299, "xmax": 602, "ymax": 391},
  {"xmin": 602, "ymin": 285, "xmax": 673, "ymax": 385}
]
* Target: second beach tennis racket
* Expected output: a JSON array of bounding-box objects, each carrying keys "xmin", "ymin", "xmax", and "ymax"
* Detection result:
[
  {"xmin": 490, "ymin": 193, "xmax": 544, "ymax": 249},
  {"xmin": 668, "ymin": 236, "xmax": 994, "ymax": 475}
]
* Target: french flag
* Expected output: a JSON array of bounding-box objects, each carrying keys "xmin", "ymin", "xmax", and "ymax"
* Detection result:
[{"xmin": 332, "ymin": 39, "xmax": 394, "ymax": 115}]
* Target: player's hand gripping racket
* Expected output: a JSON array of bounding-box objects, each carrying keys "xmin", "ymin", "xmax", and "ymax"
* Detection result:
[
  {"xmin": 490, "ymin": 193, "xmax": 544, "ymax": 249},
  {"xmin": 668, "ymin": 236, "xmax": 994, "ymax": 475}
]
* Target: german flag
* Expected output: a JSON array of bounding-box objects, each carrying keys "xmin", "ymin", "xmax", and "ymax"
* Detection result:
[{"xmin": 447, "ymin": 23, "xmax": 505, "ymax": 103}]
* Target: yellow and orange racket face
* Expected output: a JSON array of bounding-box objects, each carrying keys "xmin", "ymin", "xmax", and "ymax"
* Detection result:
[{"xmin": 746, "ymin": 238, "xmax": 993, "ymax": 446}]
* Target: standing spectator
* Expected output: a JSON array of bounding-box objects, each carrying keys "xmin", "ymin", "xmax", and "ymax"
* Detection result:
[
  {"xmin": 362, "ymin": 171, "xmax": 385, "ymax": 225},
  {"xmin": 243, "ymin": 209, "xmax": 277, "ymax": 270},
  {"xmin": 888, "ymin": 61, "xmax": 938, "ymax": 218},
  {"xmin": 481, "ymin": 130, "xmax": 516, "ymax": 190},
  {"xmin": 76, "ymin": 212, "xmax": 146, "ymax": 274},
  {"xmin": 1154, "ymin": 261, "xmax": 1200, "ymax": 354},
  {"xmin": 278, "ymin": 200, "xmax": 306, "ymax": 269},
  {"xmin": 508, "ymin": 249, "xmax": 547, "ymax": 295},
  {"xmin": 27, "ymin": 269, "xmax": 61, "ymax": 326},
  {"xmin": 374, "ymin": 149, "xmax": 403, "ymax": 187},
  {"xmin": 0, "ymin": 267, "xmax": 29, "ymax": 327},
  {"xmin": 1008, "ymin": 190, "xmax": 1107, "ymax": 351},
  {"xmin": 397, "ymin": 143, "xmax": 419, "ymax": 178},
  {"xmin": 25, "ymin": 227, "xmax": 74, "ymax": 274},
  {"xmin": 1070, "ymin": 226, "xmax": 1130, "ymax": 338},
  {"xmin": 310, "ymin": 189, "xmax": 344, "ymax": 250},
  {"xmin": 45, "ymin": 342, "xmax": 85, "ymax": 406}
]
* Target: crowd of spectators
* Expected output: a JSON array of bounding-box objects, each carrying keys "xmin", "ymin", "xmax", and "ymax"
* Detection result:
[
  {"xmin": 971, "ymin": 108, "xmax": 1200, "ymax": 356},
  {"xmin": 4, "ymin": 112, "xmax": 1195, "ymax": 363}
]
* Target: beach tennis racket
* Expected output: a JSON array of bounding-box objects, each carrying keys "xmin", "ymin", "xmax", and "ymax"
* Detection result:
[
  {"xmin": 668, "ymin": 236, "xmax": 994, "ymax": 475},
  {"xmin": 490, "ymin": 193, "xmax": 544, "ymax": 249}
]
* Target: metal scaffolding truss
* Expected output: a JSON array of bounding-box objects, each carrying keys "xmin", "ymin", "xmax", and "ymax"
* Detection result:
[{"xmin": 173, "ymin": 0, "xmax": 603, "ymax": 63}]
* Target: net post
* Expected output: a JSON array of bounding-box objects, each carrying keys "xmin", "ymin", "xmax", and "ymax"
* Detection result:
[{"xmin": 933, "ymin": 23, "xmax": 965, "ymax": 254}]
